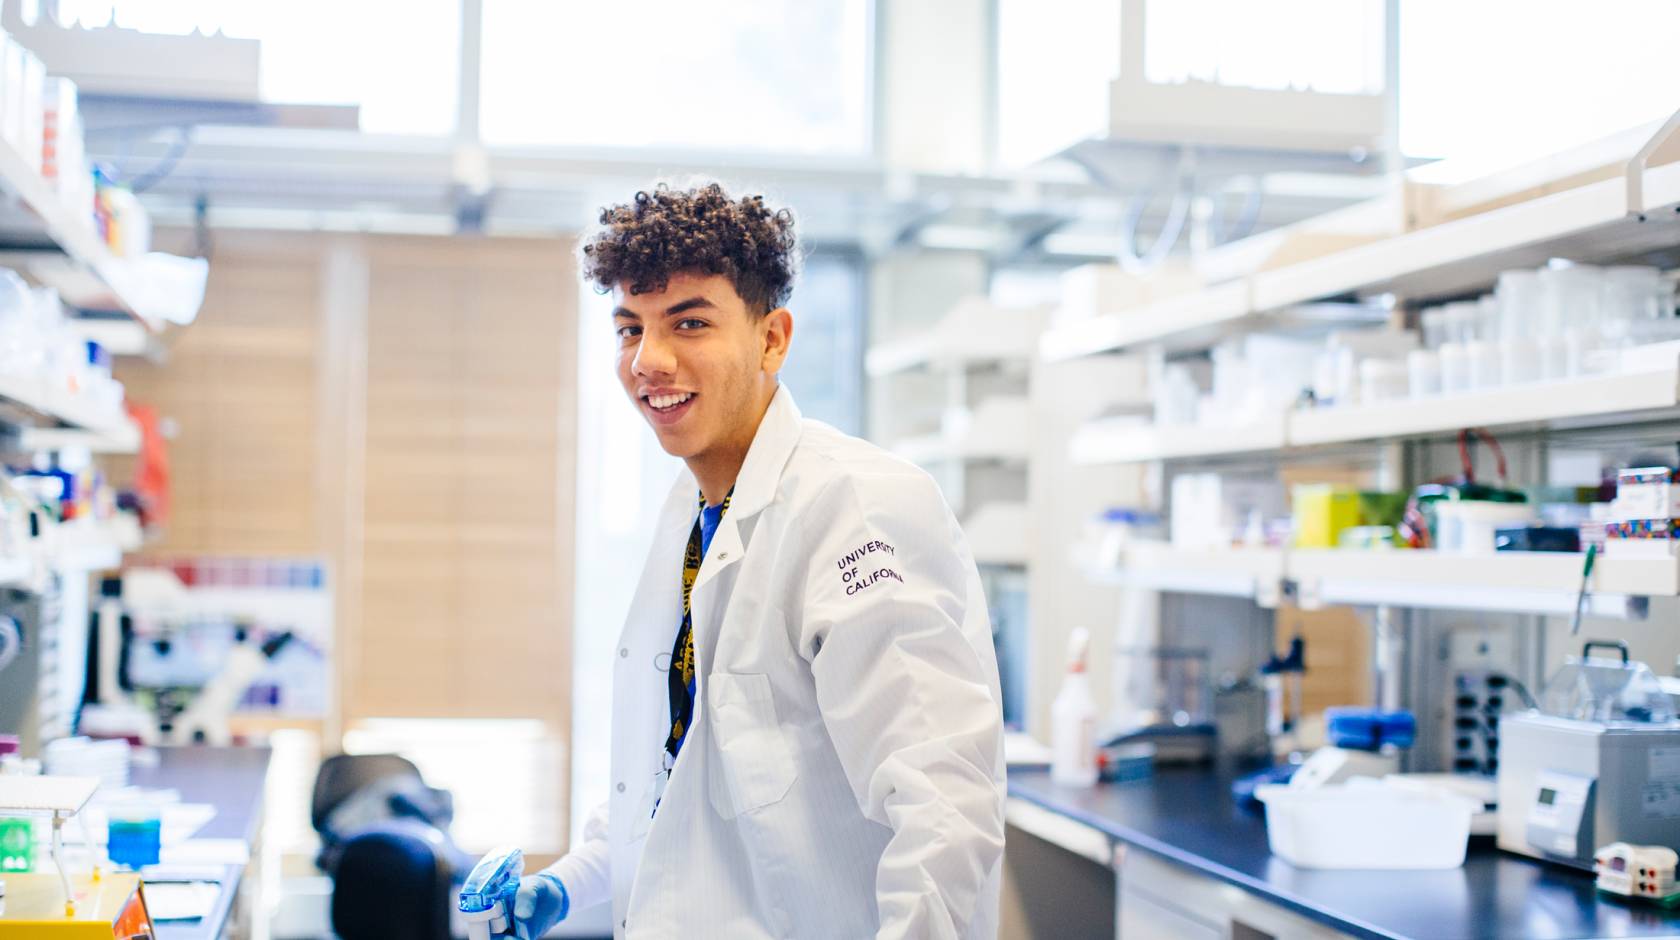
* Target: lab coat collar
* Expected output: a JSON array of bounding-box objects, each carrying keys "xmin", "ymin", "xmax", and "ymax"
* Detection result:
[
  {"xmin": 716, "ymin": 383, "xmax": 801, "ymax": 521},
  {"xmin": 682, "ymin": 384, "xmax": 799, "ymax": 593}
]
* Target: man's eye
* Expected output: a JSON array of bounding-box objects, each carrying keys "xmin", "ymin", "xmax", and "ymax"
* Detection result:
[
  {"xmin": 676, "ymin": 318, "xmax": 707, "ymax": 330},
  {"xmin": 616, "ymin": 325, "xmax": 641, "ymax": 340}
]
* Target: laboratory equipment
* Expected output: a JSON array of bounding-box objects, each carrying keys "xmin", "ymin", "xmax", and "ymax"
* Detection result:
[
  {"xmin": 1104, "ymin": 646, "xmax": 1216, "ymax": 763},
  {"xmin": 82, "ymin": 569, "xmax": 298, "ymax": 745},
  {"xmin": 0, "ymin": 774, "xmax": 100, "ymax": 921},
  {"xmin": 1051, "ymin": 628, "xmax": 1098, "ymax": 787},
  {"xmin": 1493, "ymin": 525, "xmax": 1581, "ymax": 553},
  {"xmin": 1257, "ymin": 778, "xmax": 1479, "ymax": 870},
  {"xmin": 1436, "ymin": 501, "xmax": 1539, "ymax": 555},
  {"xmin": 1497, "ymin": 641, "xmax": 1680, "ymax": 870},
  {"xmin": 1595, "ymin": 843, "xmax": 1680, "ymax": 905},
  {"xmin": 0, "ymin": 590, "xmax": 51, "ymax": 757},
  {"xmin": 0, "ymin": 873, "xmax": 155, "ymax": 938},
  {"xmin": 459, "ymin": 846, "xmax": 524, "ymax": 940},
  {"xmin": 1288, "ymin": 708, "xmax": 1414, "ymax": 790},
  {"xmin": 1261, "ymin": 638, "xmax": 1304, "ymax": 746}
]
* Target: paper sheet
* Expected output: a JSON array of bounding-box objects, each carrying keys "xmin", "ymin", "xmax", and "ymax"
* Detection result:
[
  {"xmin": 143, "ymin": 880, "xmax": 221, "ymax": 921},
  {"xmin": 158, "ymin": 838, "xmax": 250, "ymax": 866}
]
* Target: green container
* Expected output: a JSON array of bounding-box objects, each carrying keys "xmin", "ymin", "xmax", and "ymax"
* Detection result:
[{"xmin": 0, "ymin": 816, "xmax": 32, "ymax": 872}]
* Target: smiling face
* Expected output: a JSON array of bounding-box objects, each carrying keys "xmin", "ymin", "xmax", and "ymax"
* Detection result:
[{"xmin": 613, "ymin": 272, "xmax": 793, "ymax": 492}]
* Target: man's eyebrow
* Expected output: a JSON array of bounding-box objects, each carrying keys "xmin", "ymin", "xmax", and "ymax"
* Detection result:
[
  {"xmin": 664, "ymin": 296, "xmax": 717, "ymax": 316},
  {"xmin": 611, "ymin": 296, "xmax": 717, "ymax": 319}
]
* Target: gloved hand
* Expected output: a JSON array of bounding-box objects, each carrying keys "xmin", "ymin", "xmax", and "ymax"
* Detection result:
[{"xmin": 511, "ymin": 871, "xmax": 570, "ymax": 939}]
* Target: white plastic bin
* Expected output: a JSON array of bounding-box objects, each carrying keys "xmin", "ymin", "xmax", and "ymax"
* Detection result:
[{"xmin": 1256, "ymin": 779, "xmax": 1478, "ymax": 869}]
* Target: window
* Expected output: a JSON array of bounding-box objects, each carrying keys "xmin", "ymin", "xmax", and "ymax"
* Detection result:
[
  {"xmin": 1142, "ymin": 0, "xmax": 1382, "ymax": 94},
  {"xmin": 996, "ymin": 0, "xmax": 1382, "ymax": 168},
  {"xmin": 54, "ymin": 0, "xmax": 461, "ymax": 136},
  {"xmin": 779, "ymin": 250, "xmax": 866, "ymax": 434},
  {"xmin": 479, "ymin": 0, "xmax": 872, "ymax": 153},
  {"xmin": 1399, "ymin": 0, "xmax": 1680, "ymax": 170},
  {"xmin": 343, "ymin": 719, "xmax": 566, "ymax": 852},
  {"xmin": 996, "ymin": 0, "xmax": 1120, "ymax": 168}
]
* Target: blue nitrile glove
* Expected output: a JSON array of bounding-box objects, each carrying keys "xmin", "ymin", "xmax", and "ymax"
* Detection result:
[{"xmin": 512, "ymin": 871, "xmax": 570, "ymax": 939}]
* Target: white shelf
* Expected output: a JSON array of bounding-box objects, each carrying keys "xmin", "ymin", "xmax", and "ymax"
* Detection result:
[
  {"xmin": 1253, "ymin": 174, "xmax": 1657, "ymax": 311},
  {"xmin": 1073, "ymin": 358, "xmax": 1680, "ymax": 465},
  {"xmin": 1290, "ymin": 364, "xmax": 1680, "ymax": 447},
  {"xmin": 0, "ymin": 125, "xmax": 181, "ymax": 330},
  {"xmin": 965, "ymin": 502, "xmax": 1030, "ymax": 567},
  {"xmin": 1087, "ymin": 540, "xmax": 1285, "ymax": 605},
  {"xmin": 16, "ymin": 420, "xmax": 140, "ymax": 455},
  {"xmin": 1069, "ymin": 414, "xmax": 1287, "ymax": 465},
  {"xmin": 1289, "ymin": 548, "xmax": 1664, "ymax": 618},
  {"xmin": 892, "ymin": 396, "xmax": 1032, "ymax": 465},
  {"xmin": 71, "ymin": 317, "xmax": 157, "ymax": 358},
  {"xmin": 1040, "ymin": 282, "xmax": 1249, "ymax": 362},
  {"xmin": 893, "ymin": 433, "xmax": 1030, "ymax": 465},
  {"xmin": 867, "ymin": 300, "xmax": 1047, "ymax": 376},
  {"xmin": 1037, "ymin": 125, "xmax": 1680, "ymax": 358},
  {"xmin": 0, "ymin": 555, "xmax": 30, "ymax": 586},
  {"xmin": 1084, "ymin": 543, "xmax": 1669, "ymax": 616},
  {"xmin": 54, "ymin": 516, "xmax": 141, "ymax": 570},
  {"xmin": 0, "ymin": 371, "xmax": 135, "ymax": 452}
]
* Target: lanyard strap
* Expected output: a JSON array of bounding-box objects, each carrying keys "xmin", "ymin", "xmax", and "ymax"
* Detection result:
[{"xmin": 666, "ymin": 488, "xmax": 731, "ymax": 760}]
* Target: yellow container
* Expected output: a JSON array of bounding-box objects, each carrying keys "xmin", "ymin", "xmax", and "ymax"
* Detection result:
[
  {"xmin": 0, "ymin": 872, "xmax": 154, "ymax": 938},
  {"xmin": 1293, "ymin": 484, "xmax": 1362, "ymax": 549}
]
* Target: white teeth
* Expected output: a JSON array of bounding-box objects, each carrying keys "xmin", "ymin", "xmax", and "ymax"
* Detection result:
[{"xmin": 648, "ymin": 392, "xmax": 694, "ymax": 410}]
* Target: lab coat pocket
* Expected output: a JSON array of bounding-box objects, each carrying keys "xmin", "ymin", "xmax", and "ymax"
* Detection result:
[{"xmin": 707, "ymin": 672, "xmax": 798, "ymax": 819}]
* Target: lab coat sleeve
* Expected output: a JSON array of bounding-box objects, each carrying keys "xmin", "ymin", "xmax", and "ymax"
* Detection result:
[
  {"xmin": 798, "ymin": 472, "xmax": 1006, "ymax": 940},
  {"xmin": 540, "ymin": 799, "xmax": 610, "ymax": 913}
]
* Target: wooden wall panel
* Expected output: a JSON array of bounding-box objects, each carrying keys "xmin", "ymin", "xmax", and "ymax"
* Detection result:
[
  {"xmin": 116, "ymin": 231, "xmax": 327, "ymax": 557},
  {"xmin": 114, "ymin": 231, "xmax": 578, "ymax": 732},
  {"xmin": 352, "ymin": 237, "xmax": 576, "ymax": 723}
]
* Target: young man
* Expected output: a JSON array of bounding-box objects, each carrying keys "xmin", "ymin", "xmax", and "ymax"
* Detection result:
[{"xmin": 511, "ymin": 183, "xmax": 1005, "ymax": 939}]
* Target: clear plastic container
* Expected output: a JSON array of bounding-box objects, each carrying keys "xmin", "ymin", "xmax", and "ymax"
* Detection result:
[
  {"xmin": 1540, "ymin": 641, "xmax": 1675, "ymax": 724},
  {"xmin": 1420, "ymin": 307, "xmax": 1448, "ymax": 350},
  {"xmin": 1443, "ymin": 302, "xmax": 1479, "ymax": 345},
  {"xmin": 0, "ymin": 269, "xmax": 36, "ymax": 374},
  {"xmin": 1257, "ymin": 778, "xmax": 1478, "ymax": 869},
  {"xmin": 1407, "ymin": 349, "xmax": 1441, "ymax": 397},
  {"xmin": 1602, "ymin": 266, "xmax": 1664, "ymax": 322},
  {"xmin": 1466, "ymin": 340, "xmax": 1502, "ymax": 390},
  {"xmin": 1438, "ymin": 342, "xmax": 1471, "ymax": 394},
  {"xmin": 1359, "ymin": 358, "xmax": 1408, "ymax": 404},
  {"xmin": 1477, "ymin": 295, "xmax": 1503, "ymax": 343},
  {"xmin": 1539, "ymin": 264, "xmax": 1602, "ymax": 342},
  {"xmin": 1497, "ymin": 269, "xmax": 1543, "ymax": 341}
]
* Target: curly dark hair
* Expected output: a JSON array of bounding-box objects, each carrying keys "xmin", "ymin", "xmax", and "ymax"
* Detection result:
[{"xmin": 580, "ymin": 183, "xmax": 799, "ymax": 314}]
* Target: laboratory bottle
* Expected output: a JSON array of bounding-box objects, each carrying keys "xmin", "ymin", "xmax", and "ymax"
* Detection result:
[{"xmin": 1051, "ymin": 627, "xmax": 1099, "ymax": 788}]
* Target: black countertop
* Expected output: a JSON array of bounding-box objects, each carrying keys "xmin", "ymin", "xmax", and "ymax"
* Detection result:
[
  {"xmin": 131, "ymin": 746, "xmax": 272, "ymax": 940},
  {"xmin": 1009, "ymin": 765, "xmax": 1680, "ymax": 940}
]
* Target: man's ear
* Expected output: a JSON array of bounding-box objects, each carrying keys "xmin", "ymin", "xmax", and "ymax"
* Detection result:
[{"xmin": 761, "ymin": 307, "xmax": 793, "ymax": 373}]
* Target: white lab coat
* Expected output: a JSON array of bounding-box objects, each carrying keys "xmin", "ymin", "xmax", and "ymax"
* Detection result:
[{"xmin": 547, "ymin": 385, "xmax": 1006, "ymax": 939}]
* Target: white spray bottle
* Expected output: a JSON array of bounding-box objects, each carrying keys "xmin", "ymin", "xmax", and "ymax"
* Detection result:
[{"xmin": 1051, "ymin": 627, "xmax": 1099, "ymax": 787}]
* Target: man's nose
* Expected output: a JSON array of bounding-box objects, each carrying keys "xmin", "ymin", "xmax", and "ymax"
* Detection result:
[{"xmin": 632, "ymin": 329, "xmax": 676, "ymax": 377}]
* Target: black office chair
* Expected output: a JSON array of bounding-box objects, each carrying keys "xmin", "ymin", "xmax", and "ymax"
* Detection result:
[
  {"xmin": 329, "ymin": 819, "xmax": 457, "ymax": 940},
  {"xmin": 310, "ymin": 753, "xmax": 466, "ymax": 940}
]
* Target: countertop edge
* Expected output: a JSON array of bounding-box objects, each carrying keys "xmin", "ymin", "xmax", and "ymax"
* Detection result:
[{"xmin": 1006, "ymin": 780, "xmax": 1408, "ymax": 940}]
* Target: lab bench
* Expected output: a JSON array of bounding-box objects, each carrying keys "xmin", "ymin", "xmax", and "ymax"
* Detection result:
[
  {"xmin": 130, "ymin": 746, "xmax": 272, "ymax": 940},
  {"xmin": 1006, "ymin": 765, "xmax": 1680, "ymax": 940}
]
